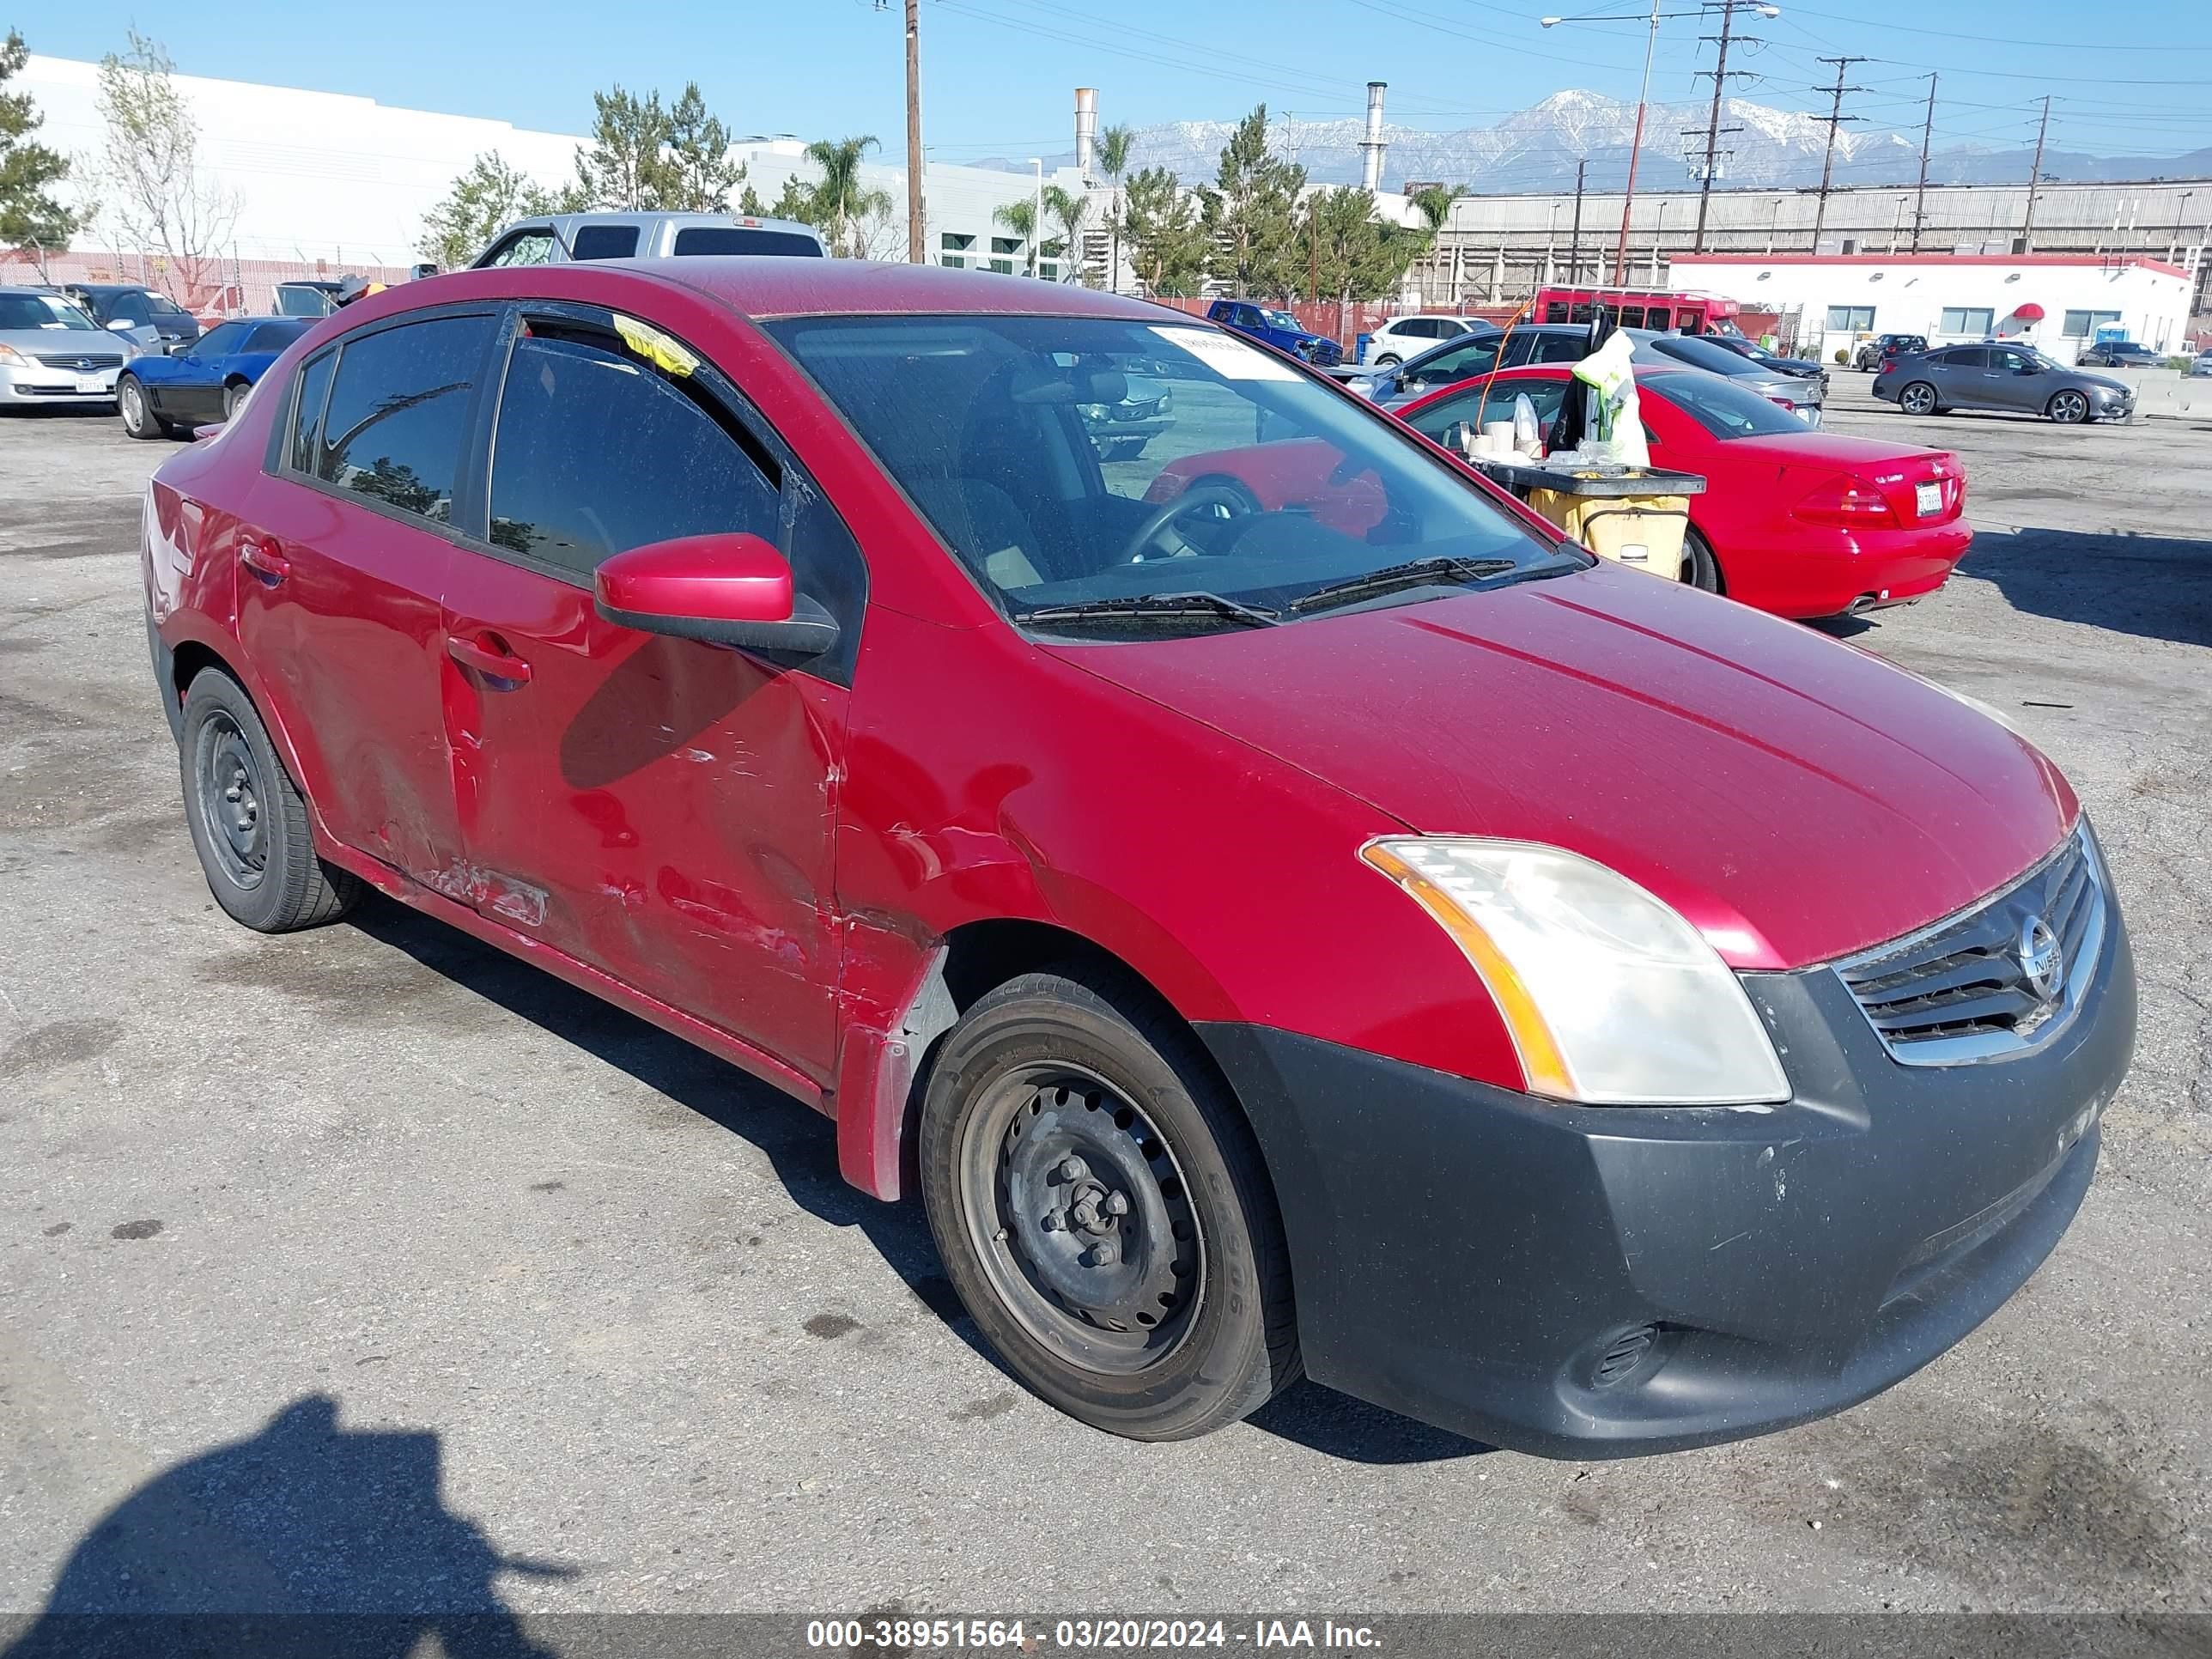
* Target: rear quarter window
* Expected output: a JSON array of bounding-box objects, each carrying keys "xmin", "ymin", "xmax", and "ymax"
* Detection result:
[{"xmin": 668, "ymin": 227, "xmax": 823, "ymax": 257}]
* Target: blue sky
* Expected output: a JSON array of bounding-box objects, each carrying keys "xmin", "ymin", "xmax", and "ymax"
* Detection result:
[{"xmin": 26, "ymin": 0, "xmax": 2212, "ymax": 167}]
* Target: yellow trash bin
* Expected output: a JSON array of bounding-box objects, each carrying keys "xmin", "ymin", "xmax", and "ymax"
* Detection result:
[{"xmin": 1526, "ymin": 489, "xmax": 1692, "ymax": 582}]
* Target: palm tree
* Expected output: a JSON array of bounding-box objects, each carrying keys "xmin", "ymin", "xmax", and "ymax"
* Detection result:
[
  {"xmin": 994, "ymin": 198, "xmax": 1040, "ymax": 276},
  {"xmin": 805, "ymin": 135, "xmax": 892, "ymax": 258},
  {"xmin": 1408, "ymin": 183, "xmax": 1463, "ymax": 301},
  {"xmin": 1044, "ymin": 185, "xmax": 1090, "ymax": 283},
  {"xmin": 1097, "ymin": 123, "xmax": 1134, "ymax": 293}
]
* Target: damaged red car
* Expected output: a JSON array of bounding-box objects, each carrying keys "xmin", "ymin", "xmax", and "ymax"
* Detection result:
[{"xmin": 145, "ymin": 261, "xmax": 2136, "ymax": 1454}]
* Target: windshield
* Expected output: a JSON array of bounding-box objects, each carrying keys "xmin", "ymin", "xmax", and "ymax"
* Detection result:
[
  {"xmin": 768, "ymin": 314, "xmax": 1566, "ymax": 629},
  {"xmin": 143, "ymin": 293, "xmax": 186, "ymax": 316},
  {"xmin": 0, "ymin": 295, "xmax": 97, "ymax": 331},
  {"xmin": 1647, "ymin": 370, "xmax": 1808, "ymax": 440},
  {"xmin": 1260, "ymin": 309, "xmax": 1300, "ymax": 331}
]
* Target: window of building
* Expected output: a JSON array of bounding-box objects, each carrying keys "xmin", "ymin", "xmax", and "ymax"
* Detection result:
[
  {"xmin": 314, "ymin": 314, "xmax": 495, "ymax": 526},
  {"xmin": 2061, "ymin": 309, "xmax": 2123, "ymax": 339},
  {"xmin": 488, "ymin": 330, "xmax": 780, "ymax": 580},
  {"xmin": 1826, "ymin": 305, "xmax": 1875, "ymax": 331},
  {"xmin": 991, "ymin": 236, "xmax": 1022, "ymax": 256},
  {"xmin": 939, "ymin": 254, "xmax": 966, "ymax": 269},
  {"xmin": 940, "ymin": 232, "xmax": 975, "ymax": 252},
  {"xmin": 988, "ymin": 258, "xmax": 1014, "ymax": 275},
  {"xmin": 1938, "ymin": 307, "xmax": 1993, "ymax": 336},
  {"xmin": 1038, "ymin": 261, "xmax": 1058, "ymax": 281}
]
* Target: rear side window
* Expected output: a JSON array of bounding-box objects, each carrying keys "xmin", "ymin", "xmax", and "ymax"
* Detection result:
[
  {"xmin": 1942, "ymin": 348, "xmax": 1990, "ymax": 369},
  {"xmin": 487, "ymin": 329, "xmax": 781, "ymax": 577},
  {"xmin": 288, "ymin": 352, "xmax": 335, "ymax": 474},
  {"xmin": 668, "ymin": 226, "xmax": 823, "ymax": 257},
  {"xmin": 570, "ymin": 224, "xmax": 641, "ymax": 260},
  {"xmin": 315, "ymin": 314, "xmax": 495, "ymax": 526},
  {"xmin": 1528, "ymin": 332, "xmax": 1589, "ymax": 365}
]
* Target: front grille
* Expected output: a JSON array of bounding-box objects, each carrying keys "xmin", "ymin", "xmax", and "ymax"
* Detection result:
[
  {"xmin": 33, "ymin": 351, "xmax": 124, "ymax": 370},
  {"xmin": 1836, "ymin": 825, "xmax": 2105, "ymax": 1065}
]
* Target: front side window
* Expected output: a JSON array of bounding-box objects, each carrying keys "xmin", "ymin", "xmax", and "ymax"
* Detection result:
[
  {"xmin": 244, "ymin": 320, "xmax": 311, "ymax": 354},
  {"xmin": 191, "ymin": 322, "xmax": 250, "ymax": 358},
  {"xmin": 1402, "ymin": 334, "xmax": 1500, "ymax": 388},
  {"xmin": 1939, "ymin": 307, "xmax": 1993, "ymax": 336},
  {"xmin": 106, "ymin": 291, "xmax": 154, "ymax": 325},
  {"xmin": 488, "ymin": 327, "xmax": 780, "ymax": 577},
  {"xmin": 315, "ymin": 313, "xmax": 495, "ymax": 526},
  {"xmin": 1644, "ymin": 370, "xmax": 1808, "ymax": 440},
  {"xmin": 570, "ymin": 223, "xmax": 641, "ymax": 260},
  {"xmin": 0, "ymin": 294, "xmax": 96, "ymax": 331},
  {"xmin": 1402, "ymin": 374, "xmax": 1571, "ymax": 444},
  {"xmin": 485, "ymin": 231, "xmax": 555, "ymax": 267},
  {"xmin": 767, "ymin": 314, "xmax": 1565, "ymax": 629}
]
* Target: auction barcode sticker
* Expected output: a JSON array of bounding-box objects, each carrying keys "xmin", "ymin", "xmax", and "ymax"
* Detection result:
[{"xmin": 1151, "ymin": 325, "xmax": 1301, "ymax": 381}]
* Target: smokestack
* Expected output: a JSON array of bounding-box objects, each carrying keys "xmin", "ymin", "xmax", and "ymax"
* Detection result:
[
  {"xmin": 1360, "ymin": 82, "xmax": 1388, "ymax": 192},
  {"xmin": 1075, "ymin": 88, "xmax": 1098, "ymax": 181}
]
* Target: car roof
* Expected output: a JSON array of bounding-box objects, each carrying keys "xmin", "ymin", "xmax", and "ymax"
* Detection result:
[
  {"xmin": 65, "ymin": 283, "xmax": 152, "ymax": 295},
  {"xmin": 534, "ymin": 210, "xmax": 822, "ymax": 235}
]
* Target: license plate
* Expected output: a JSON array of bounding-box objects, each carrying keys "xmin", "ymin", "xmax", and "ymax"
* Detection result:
[
  {"xmin": 76, "ymin": 374, "xmax": 107, "ymax": 394},
  {"xmin": 1915, "ymin": 480, "xmax": 1942, "ymax": 517}
]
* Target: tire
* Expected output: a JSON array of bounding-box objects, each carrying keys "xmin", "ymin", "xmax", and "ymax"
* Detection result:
[
  {"xmin": 1373, "ymin": 353, "xmax": 1401, "ymax": 369},
  {"xmin": 918, "ymin": 967, "xmax": 1300, "ymax": 1441},
  {"xmin": 178, "ymin": 668, "xmax": 359, "ymax": 933},
  {"xmin": 1898, "ymin": 380, "xmax": 1939, "ymax": 416},
  {"xmin": 117, "ymin": 374, "xmax": 167, "ymax": 441},
  {"xmin": 1679, "ymin": 526, "xmax": 1722, "ymax": 592},
  {"xmin": 2047, "ymin": 389, "xmax": 2090, "ymax": 425},
  {"xmin": 222, "ymin": 380, "xmax": 252, "ymax": 422}
]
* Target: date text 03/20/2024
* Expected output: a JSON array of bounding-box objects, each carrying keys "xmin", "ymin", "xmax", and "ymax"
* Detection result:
[{"xmin": 803, "ymin": 1619, "xmax": 1382, "ymax": 1650}]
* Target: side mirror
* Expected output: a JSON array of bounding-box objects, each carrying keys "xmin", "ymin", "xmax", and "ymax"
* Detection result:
[
  {"xmin": 594, "ymin": 532, "xmax": 838, "ymax": 657},
  {"xmin": 106, "ymin": 318, "xmax": 134, "ymax": 332}
]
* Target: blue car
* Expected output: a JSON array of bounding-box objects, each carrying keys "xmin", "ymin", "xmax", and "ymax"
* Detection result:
[
  {"xmin": 1205, "ymin": 298, "xmax": 1344, "ymax": 368},
  {"xmin": 117, "ymin": 316, "xmax": 313, "ymax": 439}
]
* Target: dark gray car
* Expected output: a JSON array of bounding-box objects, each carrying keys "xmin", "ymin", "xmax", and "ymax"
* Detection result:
[{"xmin": 1872, "ymin": 343, "xmax": 2134, "ymax": 425}]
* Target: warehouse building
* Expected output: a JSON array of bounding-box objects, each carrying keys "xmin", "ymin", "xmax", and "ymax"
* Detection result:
[{"xmin": 1669, "ymin": 252, "xmax": 2197, "ymax": 365}]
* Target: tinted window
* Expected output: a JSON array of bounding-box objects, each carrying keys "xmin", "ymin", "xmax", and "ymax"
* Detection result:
[
  {"xmin": 1942, "ymin": 348, "xmax": 1990, "ymax": 369},
  {"xmin": 244, "ymin": 320, "xmax": 310, "ymax": 354},
  {"xmin": 570, "ymin": 223, "xmax": 641, "ymax": 260},
  {"xmin": 288, "ymin": 353, "xmax": 335, "ymax": 474},
  {"xmin": 106, "ymin": 291, "xmax": 154, "ymax": 325},
  {"xmin": 1992, "ymin": 349, "xmax": 2038, "ymax": 374},
  {"xmin": 1528, "ymin": 331, "xmax": 1590, "ymax": 364},
  {"xmin": 192, "ymin": 322, "xmax": 251, "ymax": 357},
  {"xmin": 668, "ymin": 226, "xmax": 823, "ymax": 257},
  {"xmin": 1644, "ymin": 307, "xmax": 1670, "ymax": 331},
  {"xmin": 315, "ymin": 315, "xmax": 494, "ymax": 526},
  {"xmin": 1647, "ymin": 370, "xmax": 1806, "ymax": 439},
  {"xmin": 488, "ymin": 330, "xmax": 780, "ymax": 577}
]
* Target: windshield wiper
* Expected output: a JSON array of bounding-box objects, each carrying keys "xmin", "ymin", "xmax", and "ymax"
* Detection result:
[
  {"xmin": 1289, "ymin": 554, "xmax": 1524, "ymax": 614},
  {"xmin": 1014, "ymin": 591, "xmax": 1280, "ymax": 629}
]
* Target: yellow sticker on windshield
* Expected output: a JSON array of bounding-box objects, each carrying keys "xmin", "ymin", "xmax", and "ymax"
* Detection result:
[{"xmin": 616, "ymin": 315, "xmax": 699, "ymax": 378}]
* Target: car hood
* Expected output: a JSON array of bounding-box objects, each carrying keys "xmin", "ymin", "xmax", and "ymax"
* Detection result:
[
  {"xmin": 2073, "ymin": 371, "xmax": 2130, "ymax": 393},
  {"xmin": 1046, "ymin": 562, "xmax": 2074, "ymax": 971},
  {"xmin": 0, "ymin": 327, "xmax": 117, "ymax": 352}
]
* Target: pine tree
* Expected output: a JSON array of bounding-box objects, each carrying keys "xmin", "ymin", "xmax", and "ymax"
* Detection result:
[
  {"xmin": 1121, "ymin": 167, "xmax": 1207, "ymax": 297},
  {"xmin": 665, "ymin": 82, "xmax": 744, "ymax": 213},
  {"xmin": 1200, "ymin": 106, "xmax": 1304, "ymax": 298},
  {"xmin": 573, "ymin": 86, "xmax": 677, "ymax": 210},
  {"xmin": 0, "ymin": 30, "xmax": 75, "ymax": 256},
  {"xmin": 417, "ymin": 152, "xmax": 557, "ymax": 268}
]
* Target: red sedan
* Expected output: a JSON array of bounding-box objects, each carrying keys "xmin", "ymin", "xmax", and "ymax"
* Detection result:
[
  {"xmin": 1397, "ymin": 365, "xmax": 1972, "ymax": 620},
  {"xmin": 144, "ymin": 261, "xmax": 2130, "ymax": 1455}
]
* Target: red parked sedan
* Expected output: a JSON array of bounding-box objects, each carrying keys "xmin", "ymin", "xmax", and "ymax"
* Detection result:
[
  {"xmin": 144, "ymin": 261, "xmax": 2133, "ymax": 1455},
  {"xmin": 1396, "ymin": 364, "xmax": 1972, "ymax": 619}
]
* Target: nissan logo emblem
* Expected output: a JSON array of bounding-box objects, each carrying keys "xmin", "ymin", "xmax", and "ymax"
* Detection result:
[
  {"xmin": 2018, "ymin": 914, "xmax": 2063, "ymax": 1004},
  {"xmin": 76, "ymin": 358, "xmax": 94, "ymax": 371}
]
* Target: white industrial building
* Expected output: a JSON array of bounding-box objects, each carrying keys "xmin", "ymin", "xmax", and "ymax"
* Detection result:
[
  {"xmin": 13, "ymin": 53, "xmax": 1086, "ymax": 279},
  {"xmin": 1668, "ymin": 252, "xmax": 2197, "ymax": 365}
]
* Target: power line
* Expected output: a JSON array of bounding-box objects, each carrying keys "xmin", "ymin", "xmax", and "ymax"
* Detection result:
[{"xmin": 1691, "ymin": 0, "xmax": 1766, "ymax": 251}]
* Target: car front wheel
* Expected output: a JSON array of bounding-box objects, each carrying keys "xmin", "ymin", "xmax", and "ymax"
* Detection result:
[
  {"xmin": 1680, "ymin": 526, "xmax": 1723, "ymax": 592},
  {"xmin": 118, "ymin": 374, "xmax": 167, "ymax": 441},
  {"xmin": 222, "ymin": 380, "xmax": 252, "ymax": 421},
  {"xmin": 1898, "ymin": 380, "xmax": 1939, "ymax": 416},
  {"xmin": 919, "ymin": 968, "xmax": 1300, "ymax": 1441},
  {"xmin": 2047, "ymin": 389, "xmax": 2090, "ymax": 424}
]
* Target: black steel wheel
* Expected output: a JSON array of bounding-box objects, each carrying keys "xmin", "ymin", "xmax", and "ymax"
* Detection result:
[
  {"xmin": 920, "ymin": 968, "xmax": 1299, "ymax": 1440},
  {"xmin": 179, "ymin": 668, "xmax": 359, "ymax": 932}
]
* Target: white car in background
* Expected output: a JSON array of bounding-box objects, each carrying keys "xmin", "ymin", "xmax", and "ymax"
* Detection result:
[
  {"xmin": 0, "ymin": 287, "xmax": 133, "ymax": 409},
  {"xmin": 1362, "ymin": 313, "xmax": 1491, "ymax": 368}
]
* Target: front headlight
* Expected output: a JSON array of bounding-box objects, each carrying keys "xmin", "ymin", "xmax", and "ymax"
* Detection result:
[{"xmin": 1361, "ymin": 837, "xmax": 1789, "ymax": 1106}]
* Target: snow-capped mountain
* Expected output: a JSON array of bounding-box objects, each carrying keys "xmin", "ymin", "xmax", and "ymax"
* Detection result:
[{"xmin": 989, "ymin": 90, "xmax": 2207, "ymax": 192}]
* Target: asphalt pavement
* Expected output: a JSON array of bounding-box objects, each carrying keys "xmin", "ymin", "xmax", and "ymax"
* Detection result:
[{"xmin": 1, "ymin": 379, "xmax": 2207, "ymax": 1628}]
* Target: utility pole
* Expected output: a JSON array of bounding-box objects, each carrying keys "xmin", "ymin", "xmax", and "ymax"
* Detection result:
[
  {"xmin": 1568, "ymin": 158, "xmax": 1587, "ymax": 283},
  {"xmin": 904, "ymin": 0, "xmax": 926, "ymax": 262},
  {"xmin": 2022, "ymin": 94, "xmax": 2052, "ymax": 253},
  {"xmin": 1610, "ymin": 0, "xmax": 1662, "ymax": 285},
  {"xmin": 1911, "ymin": 73, "xmax": 1937, "ymax": 253},
  {"xmin": 1811, "ymin": 57, "xmax": 1869, "ymax": 252},
  {"xmin": 1692, "ymin": 0, "xmax": 1760, "ymax": 252}
]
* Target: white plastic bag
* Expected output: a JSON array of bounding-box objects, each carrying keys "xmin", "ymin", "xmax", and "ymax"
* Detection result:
[{"xmin": 1571, "ymin": 332, "xmax": 1650, "ymax": 468}]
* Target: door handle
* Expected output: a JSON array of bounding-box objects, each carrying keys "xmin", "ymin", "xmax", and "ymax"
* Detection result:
[
  {"xmin": 446, "ymin": 633, "xmax": 533, "ymax": 686},
  {"xmin": 238, "ymin": 537, "xmax": 290, "ymax": 584}
]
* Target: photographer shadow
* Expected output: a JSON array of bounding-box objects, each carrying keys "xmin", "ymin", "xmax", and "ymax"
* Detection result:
[{"xmin": 3, "ymin": 1395, "xmax": 572, "ymax": 1659}]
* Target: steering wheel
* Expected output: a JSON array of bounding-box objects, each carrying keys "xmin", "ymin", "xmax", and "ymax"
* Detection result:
[{"xmin": 1118, "ymin": 483, "xmax": 1259, "ymax": 565}]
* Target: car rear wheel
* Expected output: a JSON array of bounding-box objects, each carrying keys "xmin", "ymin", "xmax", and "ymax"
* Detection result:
[
  {"xmin": 2047, "ymin": 389, "xmax": 2090, "ymax": 424},
  {"xmin": 919, "ymin": 967, "xmax": 1300, "ymax": 1441},
  {"xmin": 179, "ymin": 669, "xmax": 360, "ymax": 933},
  {"xmin": 1898, "ymin": 380, "xmax": 1939, "ymax": 416},
  {"xmin": 1373, "ymin": 353, "xmax": 1401, "ymax": 368},
  {"xmin": 1680, "ymin": 526, "xmax": 1723, "ymax": 593},
  {"xmin": 118, "ymin": 375, "xmax": 167, "ymax": 441}
]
